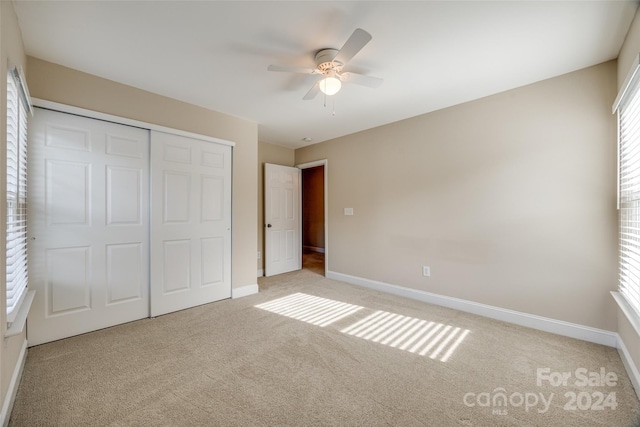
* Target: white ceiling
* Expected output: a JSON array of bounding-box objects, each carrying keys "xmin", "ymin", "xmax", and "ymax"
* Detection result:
[{"xmin": 13, "ymin": 1, "xmax": 639, "ymax": 149}]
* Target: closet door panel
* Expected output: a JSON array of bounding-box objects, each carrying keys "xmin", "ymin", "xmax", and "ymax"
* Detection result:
[
  {"xmin": 27, "ymin": 108, "xmax": 150, "ymax": 346},
  {"xmin": 150, "ymin": 131, "xmax": 232, "ymax": 316}
]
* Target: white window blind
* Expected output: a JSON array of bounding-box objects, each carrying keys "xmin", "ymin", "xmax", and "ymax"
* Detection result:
[
  {"xmin": 6, "ymin": 69, "xmax": 30, "ymax": 321},
  {"xmin": 618, "ymin": 60, "xmax": 640, "ymax": 317}
]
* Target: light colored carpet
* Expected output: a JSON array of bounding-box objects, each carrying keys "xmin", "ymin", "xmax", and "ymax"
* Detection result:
[{"xmin": 9, "ymin": 268, "xmax": 640, "ymax": 426}]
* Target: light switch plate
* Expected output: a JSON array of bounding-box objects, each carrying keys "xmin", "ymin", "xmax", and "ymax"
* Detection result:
[{"xmin": 344, "ymin": 208, "xmax": 354, "ymax": 216}]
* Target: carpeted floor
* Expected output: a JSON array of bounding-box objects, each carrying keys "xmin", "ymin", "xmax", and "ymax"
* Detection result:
[{"xmin": 9, "ymin": 267, "xmax": 640, "ymax": 426}]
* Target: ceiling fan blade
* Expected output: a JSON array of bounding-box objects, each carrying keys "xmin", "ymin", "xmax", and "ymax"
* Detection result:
[
  {"xmin": 268, "ymin": 64, "xmax": 317, "ymax": 74},
  {"xmin": 303, "ymin": 82, "xmax": 320, "ymax": 100},
  {"xmin": 333, "ymin": 28, "xmax": 372, "ymax": 66},
  {"xmin": 341, "ymin": 72, "xmax": 383, "ymax": 88}
]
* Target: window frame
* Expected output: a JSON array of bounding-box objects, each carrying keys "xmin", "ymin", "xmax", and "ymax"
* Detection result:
[
  {"xmin": 6, "ymin": 66, "xmax": 32, "ymax": 326},
  {"xmin": 616, "ymin": 54, "xmax": 640, "ymax": 319}
]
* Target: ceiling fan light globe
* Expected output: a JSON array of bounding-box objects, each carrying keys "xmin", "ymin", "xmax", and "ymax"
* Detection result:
[{"xmin": 319, "ymin": 77, "xmax": 342, "ymax": 96}]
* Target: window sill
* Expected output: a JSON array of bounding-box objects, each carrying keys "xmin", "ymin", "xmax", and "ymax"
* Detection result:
[{"xmin": 5, "ymin": 290, "xmax": 35, "ymax": 338}]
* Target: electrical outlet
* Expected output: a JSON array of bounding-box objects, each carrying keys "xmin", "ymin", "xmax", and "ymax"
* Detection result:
[
  {"xmin": 422, "ymin": 266, "xmax": 430, "ymax": 277},
  {"xmin": 257, "ymin": 251, "xmax": 261, "ymax": 259}
]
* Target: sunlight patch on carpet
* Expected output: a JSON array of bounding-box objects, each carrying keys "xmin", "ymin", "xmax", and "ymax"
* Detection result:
[
  {"xmin": 255, "ymin": 293, "xmax": 364, "ymax": 327},
  {"xmin": 341, "ymin": 311, "xmax": 471, "ymax": 362},
  {"xmin": 256, "ymin": 293, "xmax": 470, "ymax": 362}
]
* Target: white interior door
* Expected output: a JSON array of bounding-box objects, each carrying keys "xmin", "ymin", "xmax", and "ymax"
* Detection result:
[
  {"xmin": 150, "ymin": 131, "xmax": 232, "ymax": 317},
  {"xmin": 264, "ymin": 163, "xmax": 301, "ymax": 277},
  {"xmin": 27, "ymin": 108, "xmax": 150, "ymax": 346}
]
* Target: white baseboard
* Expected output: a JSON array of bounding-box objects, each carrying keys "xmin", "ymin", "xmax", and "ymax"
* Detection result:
[
  {"xmin": 1, "ymin": 339, "xmax": 27, "ymax": 427},
  {"xmin": 257, "ymin": 269, "xmax": 264, "ymax": 277},
  {"xmin": 232, "ymin": 284, "xmax": 259, "ymax": 299},
  {"xmin": 303, "ymin": 246, "xmax": 325, "ymax": 254},
  {"xmin": 616, "ymin": 333, "xmax": 640, "ymax": 399},
  {"xmin": 327, "ymin": 271, "xmax": 617, "ymax": 347}
]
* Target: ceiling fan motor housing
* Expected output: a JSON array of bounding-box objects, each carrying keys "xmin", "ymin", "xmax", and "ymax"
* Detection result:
[{"xmin": 315, "ymin": 49, "xmax": 343, "ymax": 74}]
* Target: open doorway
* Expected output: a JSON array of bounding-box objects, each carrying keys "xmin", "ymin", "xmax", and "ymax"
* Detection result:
[{"xmin": 300, "ymin": 162, "xmax": 326, "ymax": 276}]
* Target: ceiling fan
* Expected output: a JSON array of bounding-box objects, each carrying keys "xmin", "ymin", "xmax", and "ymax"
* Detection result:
[{"xmin": 268, "ymin": 28, "xmax": 383, "ymax": 100}]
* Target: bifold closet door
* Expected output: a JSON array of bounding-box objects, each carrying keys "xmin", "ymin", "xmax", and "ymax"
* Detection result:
[
  {"xmin": 27, "ymin": 108, "xmax": 150, "ymax": 346},
  {"xmin": 150, "ymin": 131, "xmax": 232, "ymax": 317}
]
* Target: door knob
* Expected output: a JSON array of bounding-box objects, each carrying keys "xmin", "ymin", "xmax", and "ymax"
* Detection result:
[{"xmin": 266, "ymin": 224, "xmax": 272, "ymax": 228}]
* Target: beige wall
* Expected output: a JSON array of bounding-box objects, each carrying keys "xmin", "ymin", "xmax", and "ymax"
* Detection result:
[
  {"xmin": 26, "ymin": 57, "xmax": 258, "ymax": 291},
  {"xmin": 618, "ymin": 9, "xmax": 640, "ymax": 89},
  {"xmin": 618, "ymin": 308, "xmax": 640, "ymax": 375},
  {"xmin": 296, "ymin": 61, "xmax": 618, "ymax": 331},
  {"xmin": 257, "ymin": 141, "xmax": 295, "ymax": 272},
  {"xmin": 0, "ymin": 0, "xmax": 28, "ymax": 419}
]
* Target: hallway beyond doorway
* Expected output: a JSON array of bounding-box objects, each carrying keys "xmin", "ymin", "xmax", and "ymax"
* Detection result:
[{"xmin": 303, "ymin": 248, "xmax": 324, "ymax": 276}]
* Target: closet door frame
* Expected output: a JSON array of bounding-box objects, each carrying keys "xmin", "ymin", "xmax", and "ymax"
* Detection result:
[
  {"xmin": 32, "ymin": 99, "xmax": 236, "ymax": 149},
  {"xmin": 28, "ymin": 99, "xmax": 235, "ymax": 342}
]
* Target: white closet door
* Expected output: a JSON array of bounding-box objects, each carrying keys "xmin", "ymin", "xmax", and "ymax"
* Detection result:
[
  {"xmin": 27, "ymin": 108, "xmax": 150, "ymax": 346},
  {"xmin": 150, "ymin": 131, "xmax": 232, "ymax": 317}
]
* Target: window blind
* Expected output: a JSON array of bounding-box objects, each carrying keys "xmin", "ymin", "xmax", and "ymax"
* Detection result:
[
  {"xmin": 618, "ymin": 65, "xmax": 640, "ymax": 317},
  {"xmin": 6, "ymin": 71, "xmax": 29, "ymax": 320}
]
